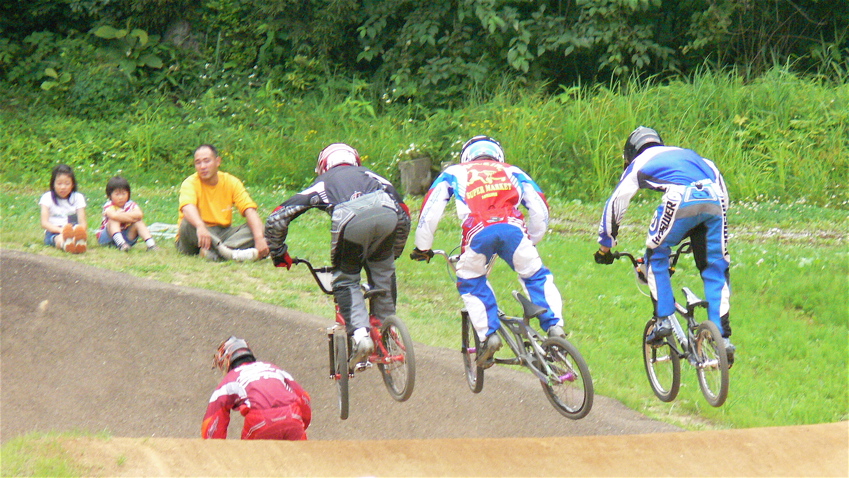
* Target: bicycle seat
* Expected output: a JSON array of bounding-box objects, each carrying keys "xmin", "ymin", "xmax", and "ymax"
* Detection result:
[
  {"xmin": 512, "ymin": 291, "xmax": 548, "ymax": 319},
  {"xmin": 682, "ymin": 287, "xmax": 708, "ymax": 308}
]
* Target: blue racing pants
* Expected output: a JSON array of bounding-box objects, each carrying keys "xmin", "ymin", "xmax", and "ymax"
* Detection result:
[{"xmin": 644, "ymin": 182, "xmax": 731, "ymax": 337}]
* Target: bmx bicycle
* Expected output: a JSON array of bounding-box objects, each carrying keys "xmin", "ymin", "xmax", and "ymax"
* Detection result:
[
  {"xmin": 426, "ymin": 249, "xmax": 593, "ymax": 419},
  {"xmin": 292, "ymin": 257, "xmax": 416, "ymax": 420},
  {"xmin": 612, "ymin": 241, "xmax": 729, "ymax": 407}
]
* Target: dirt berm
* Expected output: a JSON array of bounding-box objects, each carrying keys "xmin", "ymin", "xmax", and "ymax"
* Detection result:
[{"xmin": 2, "ymin": 250, "xmax": 846, "ymax": 476}]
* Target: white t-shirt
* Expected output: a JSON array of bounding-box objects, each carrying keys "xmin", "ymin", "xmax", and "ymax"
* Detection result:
[{"xmin": 39, "ymin": 191, "xmax": 87, "ymax": 227}]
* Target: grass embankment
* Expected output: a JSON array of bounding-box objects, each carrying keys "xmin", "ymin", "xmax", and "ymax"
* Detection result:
[{"xmin": 2, "ymin": 67, "xmax": 847, "ymax": 206}]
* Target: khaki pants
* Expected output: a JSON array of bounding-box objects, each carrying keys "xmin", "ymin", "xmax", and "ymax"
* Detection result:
[{"xmin": 175, "ymin": 220, "xmax": 256, "ymax": 256}]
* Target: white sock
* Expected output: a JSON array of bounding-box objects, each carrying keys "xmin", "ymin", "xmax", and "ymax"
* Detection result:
[
  {"xmin": 112, "ymin": 232, "xmax": 127, "ymax": 247},
  {"xmin": 230, "ymin": 248, "xmax": 259, "ymax": 262},
  {"xmin": 214, "ymin": 243, "xmax": 234, "ymax": 260}
]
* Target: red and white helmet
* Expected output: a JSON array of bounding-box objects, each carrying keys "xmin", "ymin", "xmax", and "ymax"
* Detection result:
[
  {"xmin": 315, "ymin": 143, "xmax": 361, "ymax": 175},
  {"xmin": 213, "ymin": 336, "xmax": 255, "ymax": 373}
]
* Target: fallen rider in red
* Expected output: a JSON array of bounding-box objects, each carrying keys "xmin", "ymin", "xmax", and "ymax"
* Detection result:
[{"xmin": 201, "ymin": 336, "xmax": 311, "ymax": 440}]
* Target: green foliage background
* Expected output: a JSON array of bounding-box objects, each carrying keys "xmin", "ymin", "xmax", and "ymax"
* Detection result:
[
  {"xmin": 2, "ymin": 0, "xmax": 847, "ymax": 106},
  {"xmin": 2, "ymin": 0, "xmax": 846, "ymax": 204}
]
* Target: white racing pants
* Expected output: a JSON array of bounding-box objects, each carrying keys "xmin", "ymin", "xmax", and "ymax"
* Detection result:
[{"xmin": 456, "ymin": 223, "xmax": 563, "ymax": 340}]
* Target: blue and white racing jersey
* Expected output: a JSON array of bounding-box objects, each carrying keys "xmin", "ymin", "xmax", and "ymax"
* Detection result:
[{"xmin": 598, "ymin": 146, "xmax": 728, "ymax": 248}]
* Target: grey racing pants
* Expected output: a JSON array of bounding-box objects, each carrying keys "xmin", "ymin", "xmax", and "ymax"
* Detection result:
[{"xmin": 331, "ymin": 192, "xmax": 400, "ymax": 332}]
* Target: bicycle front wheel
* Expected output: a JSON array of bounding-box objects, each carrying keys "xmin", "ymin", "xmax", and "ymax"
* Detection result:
[
  {"xmin": 642, "ymin": 318, "xmax": 681, "ymax": 402},
  {"xmin": 694, "ymin": 320, "xmax": 729, "ymax": 407},
  {"xmin": 540, "ymin": 336, "xmax": 593, "ymax": 419},
  {"xmin": 378, "ymin": 315, "xmax": 416, "ymax": 402},
  {"xmin": 333, "ymin": 329, "xmax": 350, "ymax": 420},
  {"xmin": 461, "ymin": 310, "xmax": 484, "ymax": 393}
]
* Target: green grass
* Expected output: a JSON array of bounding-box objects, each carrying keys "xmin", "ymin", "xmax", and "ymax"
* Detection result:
[
  {"xmin": 0, "ymin": 431, "xmax": 108, "ymax": 477},
  {"xmin": 3, "ymin": 182, "xmax": 847, "ymax": 434}
]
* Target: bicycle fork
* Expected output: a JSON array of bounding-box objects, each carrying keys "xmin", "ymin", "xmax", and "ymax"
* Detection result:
[
  {"xmin": 327, "ymin": 325, "xmax": 355, "ymax": 379},
  {"xmin": 327, "ymin": 327, "xmax": 337, "ymax": 379}
]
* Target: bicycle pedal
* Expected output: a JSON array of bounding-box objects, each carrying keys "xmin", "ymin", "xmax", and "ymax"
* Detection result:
[{"xmin": 353, "ymin": 361, "xmax": 372, "ymax": 372}]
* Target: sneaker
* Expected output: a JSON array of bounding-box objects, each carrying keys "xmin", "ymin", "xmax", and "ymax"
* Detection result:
[
  {"xmin": 349, "ymin": 336, "xmax": 374, "ymax": 365},
  {"xmin": 61, "ymin": 224, "xmax": 76, "ymax": 253},
  {"xmin": 646, "ymin": 316, "xmax": 673, "ymax": 344},
  {"xmin": 476, "ymin": 333, "xmax": 502, "ymax": 369},
  {"xmin": 201, "ymin": 248, "xmax": 222, "ymax": 262},
  {"xmin": 73, "ymin": 225, "xmax": 88, "ymax": 254},
  {"xmin": 146, "ymin": 244, "xmax": 159, "ymax": 252},
  {"xmin": 547, "ymin": 325, "xmax": 566, "ymax": 338},
  {"xmin": 724, "ymin": 338, "xmax": 736, "ymax": 368},
  {"xmin": 119, "ymin": 243, "xmax": 131, "ymax": 253},
  {"xmin": 230, "ymin": 248, "xmax": 259, "ymax": 262}
]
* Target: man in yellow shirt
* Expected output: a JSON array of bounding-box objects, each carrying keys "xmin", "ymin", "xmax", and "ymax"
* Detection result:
[{"xmin": 176, "ymin": 144, "xmax": 269, "ymax": 262}]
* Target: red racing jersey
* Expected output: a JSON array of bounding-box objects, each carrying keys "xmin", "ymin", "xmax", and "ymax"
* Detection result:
[
  {"xmin": 415, "ymin": 160, "xmax": 550, "ymax": 249},
  {"xmin": 201, "ymin": 361, "xmax": 311, "ymax": 439}
]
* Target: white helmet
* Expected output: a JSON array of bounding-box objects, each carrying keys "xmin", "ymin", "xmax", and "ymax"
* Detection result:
[
  {"xmin": 315, "ymin": 143, "xmax": 361, "ymax": 175},
  {"xmin": 213, "ymin": 336, "xmax": 255, "ymax": 373},
  {"xmin": 460, "ymin": 136, "xmax": 505, "ymax": 163}
]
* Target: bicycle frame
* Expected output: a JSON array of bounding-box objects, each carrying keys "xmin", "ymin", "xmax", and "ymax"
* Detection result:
[
  {"xmin": 613, "ymin": 243, "xmax": 707, "ymax": 361},
  {"xmin": 495, "ymin": 313, "xmax": 576, "ymax": 385},
  {"xmin": 291, "ymin": 257, "xmax": 403, "ymax": 369},
  {"xmin": 669, "ymin": 287, "xmax": 710, "ymax": 362},
  {"xmin": 291, "ymin": 255, "xmax": 416, "ymax": 418},
  {"xmin": 428, "ymin": 249, "xmax": 593, "ymax": 418},
  {"xmin": 432, "ymin": 251, "xmax": 575, "ymax": 384}
]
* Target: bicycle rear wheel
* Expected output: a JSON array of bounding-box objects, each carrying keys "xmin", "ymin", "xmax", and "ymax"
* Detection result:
[
  {"xmin": 378, "ymin": 315, "xmax": 416, "ymax": 402},
  {"xmin": 461, "ymin": 310, "xmax": 484, "ymax": 393},
  {"xmin": 333, "ymin": 328, "xmax": 350, "ymax": 420},
  {"xmin": 642, "ymin": 318, "xmax": 681, "ymax": 402},
  {"xmin": 540, "ymin": 336, "xmax": 593, "ymax": 419},
  {"xmin": 694, "ymin": 320, "xmax": 729, "ymax": 407}
]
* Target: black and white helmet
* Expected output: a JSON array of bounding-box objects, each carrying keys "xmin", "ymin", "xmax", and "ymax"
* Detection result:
[
  {"xmin": 213, "ymin": 336, "xmax": 255, "ymax": 373},
  {"xmin": 623, "ymin": 126, "xmax": 663, "ymax": 169}
]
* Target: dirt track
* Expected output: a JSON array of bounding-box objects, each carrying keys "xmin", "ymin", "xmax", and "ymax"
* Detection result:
[{"xmin": 2, "ymin": 249, "xmax": 847, "ymax": 476}]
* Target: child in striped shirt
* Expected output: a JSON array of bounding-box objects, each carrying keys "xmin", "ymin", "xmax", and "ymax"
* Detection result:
[{"xmin": 96, "ymin": 176, "xmax": 157, "ymax": 252}]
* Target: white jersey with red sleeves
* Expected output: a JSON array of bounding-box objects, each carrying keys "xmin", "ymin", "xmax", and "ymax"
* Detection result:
[{"xmin": 415, "ymin": 160, "xmax": 550, "ymax": 249}]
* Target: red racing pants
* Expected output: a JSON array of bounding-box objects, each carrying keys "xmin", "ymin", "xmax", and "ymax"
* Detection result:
[{"xmin": 241, "ymin": 405, "xmax": 308, "ymax": 440}]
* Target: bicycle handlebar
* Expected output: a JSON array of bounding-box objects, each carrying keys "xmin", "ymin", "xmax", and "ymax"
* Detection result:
[
  {"xmin": 431, "ymin": 249, "xmax": 460, "ymax": 272},
  {"xmin": 612, "ymin": 241, "xmax": 692, "ymax": 271},
  {"xmin": 431, "ymin": 250, "xmax": 455, "ymax": 260},
  {"xmin": 291, "ymin": 256, "xmax": 334, "ymax": 295},
  {"xmin": 612, "ymin": 250, "xmax": 639, "ymax": 266}
]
